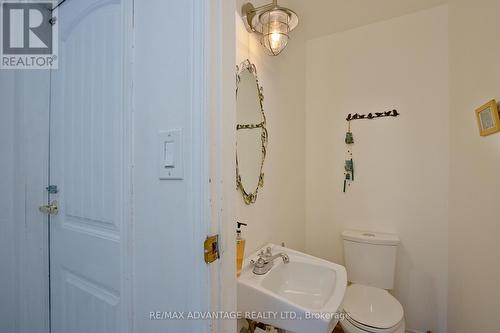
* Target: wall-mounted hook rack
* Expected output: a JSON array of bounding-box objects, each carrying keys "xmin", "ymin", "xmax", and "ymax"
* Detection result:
[
  {"xmin": 346, "ymin": 109, "xmax": 400, "ymax": 121},
  {"xmin": 342, "ymin": 108, "xmax": 399, "ymax": 193}
]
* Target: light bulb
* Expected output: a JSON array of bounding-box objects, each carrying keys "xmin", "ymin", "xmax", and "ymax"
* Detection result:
[
  {"xmin": 270, "ymin": 32, "xmax": 281, "ymax": 49},
  {"xmin": 271, "ymin": 32, "xmax": 281, "ymax": 42},
  {"xmin": 259, "ymin": 8, "xmax": 294, "ymax": 56}
]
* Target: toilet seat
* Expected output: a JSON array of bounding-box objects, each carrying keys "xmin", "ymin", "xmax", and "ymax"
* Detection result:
[
  {"xmin": 341, "ymin": 314, "xmax": 405, "ymax": 333},
  {"xmin": 342, "ymin": 284, "xmax": 404, "ymax": 332}
]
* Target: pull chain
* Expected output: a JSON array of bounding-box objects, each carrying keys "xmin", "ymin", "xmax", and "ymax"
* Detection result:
[{"xmin": 51, "ymin": 0, "xmax": 68, "ymax": 12}]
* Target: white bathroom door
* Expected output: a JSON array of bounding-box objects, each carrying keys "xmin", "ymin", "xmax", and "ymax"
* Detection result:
[{"xmin": 48, "ymin": 0, "xmax": 131, "ymax": 332}]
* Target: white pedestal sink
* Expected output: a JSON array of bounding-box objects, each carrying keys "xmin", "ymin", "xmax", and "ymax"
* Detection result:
[{"xmin": 238, "ymin": 244, "xmax": 347, "ymax": 333}]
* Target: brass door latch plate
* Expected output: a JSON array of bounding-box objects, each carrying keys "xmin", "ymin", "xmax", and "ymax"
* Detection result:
[{"xmin": 204, "ymin": 235, "xmax": 219, "ymax": 264}]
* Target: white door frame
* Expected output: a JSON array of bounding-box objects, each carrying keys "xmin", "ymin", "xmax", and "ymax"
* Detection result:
[
  {"xmin": 207, "ymin": 0, "xmax": 237, "ymax": 332},
  {"xmin": 121, "ymin": 0, "xmax": 134, "ymax": 331},
  {"xmin": 187, "ymin": 0, "xmax": 238, "ymax": 331}
]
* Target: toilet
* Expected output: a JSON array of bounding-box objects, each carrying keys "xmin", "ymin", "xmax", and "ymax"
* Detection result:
[{"xmin": 340, "ymin": 230, "xmax": 405, "ymax": 333}]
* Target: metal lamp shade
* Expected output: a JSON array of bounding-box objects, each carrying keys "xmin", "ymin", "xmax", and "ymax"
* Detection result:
[{"xmin": 260, "ymin": 9, "xmax": 290, "ymax": 56}]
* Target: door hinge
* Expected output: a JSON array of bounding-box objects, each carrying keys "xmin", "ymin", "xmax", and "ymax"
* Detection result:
[
  {"xmin": 46, "ymin": 185, "xmax": 58, "ymax": 194},
  {"xmin": 204, "ymin": 235, "xmax": 219, "ymax": 264}
]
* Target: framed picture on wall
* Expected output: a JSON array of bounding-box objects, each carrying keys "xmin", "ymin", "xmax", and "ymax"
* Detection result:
[{"xmin": 475, "ymin": 99, "xmax": 500, "ymax": 136}]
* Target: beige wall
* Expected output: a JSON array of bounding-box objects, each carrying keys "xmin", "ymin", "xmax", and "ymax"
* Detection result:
[
  {"xmin": 235, "ymin": 1, "xmax": 500, "ymax": 331},
  {"xmin": 235, "ymin": 13, "xmax": 306, "ymax": 255},
  {"xmin": 448, "ymin": 0, "xmax": 500, "ymax": 332},
  {"xmin": 235, "ymin": 11, "xmax": 306, "ymax": 333},
  {"xmin": 305, "ymin": 6, "xmax": 449, "ymax": 333}
]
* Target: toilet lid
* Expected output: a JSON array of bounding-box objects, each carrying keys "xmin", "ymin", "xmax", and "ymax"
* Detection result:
[{"xmin": 343, "ymin": 284, "xmax": 404, "ymax": 329}]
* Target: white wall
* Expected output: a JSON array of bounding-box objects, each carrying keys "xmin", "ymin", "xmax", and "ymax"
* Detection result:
[
  {"xmin": 235, "ymin": 13, "xmax": 306, "ymax": 255},
  {"xmin": 448, "ymin": 0, "xmax": 500, "ymax": 332},
  {"xmin": 0, "ymin": 70, "xmax": 18, "ymax": 333},
  {"xmin": 235, "ymin": 10, "xmax": 307, "ymax": 333},
  {"xmin": 0, "ymin": 71, "xmax": 50, "ymax": 333},
  {"xmin": 132, "ymin": 0, "xmax": 211, "ymax": 331},
  {"xmin": 305, "ymin": 6, "xmax": 449, "ymax": 333}
]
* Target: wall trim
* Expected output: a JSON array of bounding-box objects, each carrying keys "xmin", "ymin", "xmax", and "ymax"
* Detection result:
[
  {"xmin": 208, "ymin": 0, "xmax": 237, "ymax": 332},
  {"xmin": 190, "ymin": 0, "xmax": 212, "ymax": 331},
  {"xmin": 121, "ymin": 0, "xmax": 134, "ymax": 331}
]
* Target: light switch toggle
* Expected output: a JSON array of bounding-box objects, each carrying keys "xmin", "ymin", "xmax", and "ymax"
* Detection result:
[
  {"xmin": 164, "ymin": 141, "xmax": 175, "ymax": 167},
  {"xmin": 158, "ymin": 129, "xmax": 183, "ymax": 180}
]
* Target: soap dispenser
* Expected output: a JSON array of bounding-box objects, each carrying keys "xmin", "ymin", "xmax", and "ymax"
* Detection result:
[{"xmin": 236, "ymin": 222, "xmax": 247, "ymax": 277}]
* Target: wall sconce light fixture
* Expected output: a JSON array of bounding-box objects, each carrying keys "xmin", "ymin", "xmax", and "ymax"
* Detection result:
[{"xmin": 242, "ymin": 0, "xmax": 299, "ymax": 56}]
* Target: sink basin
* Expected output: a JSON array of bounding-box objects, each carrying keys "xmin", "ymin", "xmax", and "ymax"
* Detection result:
[
  {"xmin": 238, "ymin": 244, "xmax": 347, "ymax": 333},
  {"xmin": 261, "ymin": 261, "xmax": 336, "ymax": 310}
]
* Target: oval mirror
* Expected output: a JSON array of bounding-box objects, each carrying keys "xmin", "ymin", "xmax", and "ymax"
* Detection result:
[{"xmin": 236, "ymin": 60, "xmax": 268, "ymax": 204}]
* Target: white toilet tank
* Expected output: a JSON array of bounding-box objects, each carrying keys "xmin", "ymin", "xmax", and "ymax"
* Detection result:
[{"xmin": 342, "ymin": 230, "xmax": 400, "ymax": 290}]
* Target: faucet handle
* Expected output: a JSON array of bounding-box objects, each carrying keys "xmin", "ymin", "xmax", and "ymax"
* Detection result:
[
  {"xmin": 282, "ymin": 253, "xmax": 290, "ymax": 263},
  {"xmin": 251, "ymin": 257, "xmax": 266, "ymax": 268}
]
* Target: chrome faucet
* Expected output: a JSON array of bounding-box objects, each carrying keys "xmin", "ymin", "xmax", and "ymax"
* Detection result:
[{"xmin": 250, "ymin": 247, "xmax": 290, "ymax": 275}]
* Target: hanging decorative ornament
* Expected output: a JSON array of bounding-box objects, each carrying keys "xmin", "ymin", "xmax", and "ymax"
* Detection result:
[
  {"xmin": 345, "ymin": 159, "xmax": 354, "ymax": 180},
  {"xmin": 345, "ymin": 131, "xmax": 354, "ymax": 144},
  {"xmin": 343, "ymin": 121, "xmax": 355, "ymax": 193},
  {"xmin": 342, "ymin": 109, "xmax": 399, "ymax": 192},
  {"xmin": 345, "ymin": 121, "xmax": 354, "ymax": 144}
]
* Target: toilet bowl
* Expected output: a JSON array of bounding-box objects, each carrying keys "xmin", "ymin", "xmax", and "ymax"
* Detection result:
[
  {"xmin": 340, "ymin": 230, "xmax": 405, "ymax": 333},
  {"xmin": 340, "ymin": 284, "xmax": 405, "ymax": 333}
]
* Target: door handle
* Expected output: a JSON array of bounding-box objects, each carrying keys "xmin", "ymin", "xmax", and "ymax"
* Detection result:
[{"xmin": 39, "ymin": 200, "xmax": 59, "ymax": 215}]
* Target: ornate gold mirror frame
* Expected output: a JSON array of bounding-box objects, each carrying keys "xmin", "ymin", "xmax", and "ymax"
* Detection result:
[{"xmin": 236, "ymin": 59, "xmax": 268, "ymax": 204}]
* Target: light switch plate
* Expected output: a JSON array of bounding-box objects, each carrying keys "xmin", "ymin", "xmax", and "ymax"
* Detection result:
[{"xmin": 158, "ymin": 129, "xmax": 183, "ymax": 180}]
